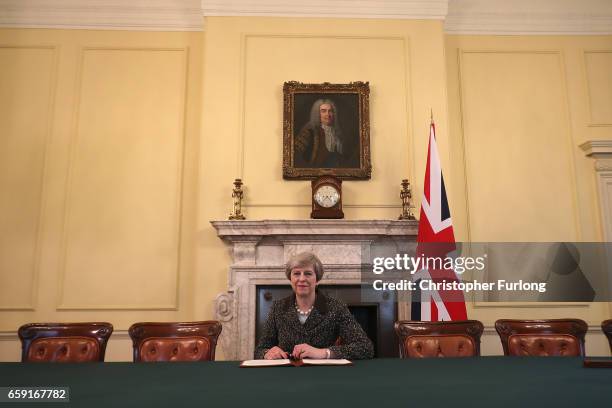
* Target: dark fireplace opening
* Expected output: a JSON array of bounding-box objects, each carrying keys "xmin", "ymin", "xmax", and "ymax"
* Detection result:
[
  {"xmin": 256, "ymin": 285, "xmax": 398, "ymax": 358},
  {"xmin": 346, "ymin": 305, "xmax": 378, "ymax": 354}
]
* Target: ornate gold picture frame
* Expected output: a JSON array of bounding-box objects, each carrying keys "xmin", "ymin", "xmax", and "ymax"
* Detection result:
[{"xmin": 283, "ymin": 81, "xmax": 371, "ymax": 180}]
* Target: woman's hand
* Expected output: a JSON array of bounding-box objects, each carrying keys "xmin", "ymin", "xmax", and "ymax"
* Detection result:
[
  {"xmin": 264, "ymin": 346, "xmax": 288, "ymax": 360},
  {"xmin": 291, "ymin": 344, "xmax": 328, "ymax": 359}
]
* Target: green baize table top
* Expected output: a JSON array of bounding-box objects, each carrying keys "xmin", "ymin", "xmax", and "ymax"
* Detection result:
[{"xmin": 0, "ymin": 357, "xmax": 611, "ymax": 408}]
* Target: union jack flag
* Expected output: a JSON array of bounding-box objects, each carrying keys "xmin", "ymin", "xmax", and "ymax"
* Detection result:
[{"xmin": 411, "ymin": 120, "xmax": 467, "ymax": 321}]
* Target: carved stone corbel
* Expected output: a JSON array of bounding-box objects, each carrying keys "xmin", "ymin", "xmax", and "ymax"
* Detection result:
[
  {"xmin": 595, "ymin": 159, "xmax": 612, "ymax": 172},
  {"xmin": 214, "ymin": 291, "xmax": 237, "ymax": 360}
]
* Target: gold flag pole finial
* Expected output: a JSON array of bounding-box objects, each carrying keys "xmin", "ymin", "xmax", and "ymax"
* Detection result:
[{"xmin": 430, "ymin": 109, "xmax": 434, "ymax": 124}]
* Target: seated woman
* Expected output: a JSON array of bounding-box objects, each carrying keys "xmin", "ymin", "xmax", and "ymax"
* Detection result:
[{"xmin": 255, "ymin": 252, "xmax": 374, "ymax": 360}]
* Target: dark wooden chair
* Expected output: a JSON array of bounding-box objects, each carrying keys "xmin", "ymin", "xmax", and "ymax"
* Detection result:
[
  {"xmin": 394, "ymin": 320, "xmax": 484, "ymax": 358},
  {"xmin": 128, "ymin": 321, "xmax": 222, "ymax": 362},
  {"xmin": 18, "ymin": 322, "xmax": 113, "ymax": 362},
  {"xmin": 495, "ymin": 319, "xmax": 587, "ymax": 357},
  {"xmin": 602, "ymin": 319, "xmax": 612, "ymax": 353}
]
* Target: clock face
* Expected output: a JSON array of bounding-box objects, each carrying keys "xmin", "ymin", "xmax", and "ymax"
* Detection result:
[{"xmin": 314, "ymin": 185, "xmax": 340, "ymax": 208}]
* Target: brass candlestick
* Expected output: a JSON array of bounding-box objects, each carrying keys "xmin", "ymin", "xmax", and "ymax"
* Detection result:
[
  {"xmin": 398, "ymin": 179, "xmax": 416, "ymax": 220},
  {"xmin": 229, "ymin": 178, "xmax": 246, "ymax": 220}
]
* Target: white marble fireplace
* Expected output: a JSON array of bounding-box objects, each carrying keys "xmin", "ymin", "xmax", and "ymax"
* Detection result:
[{"xmin": 211, "ymin": 219, "xmax": 418, "ymax": 360}]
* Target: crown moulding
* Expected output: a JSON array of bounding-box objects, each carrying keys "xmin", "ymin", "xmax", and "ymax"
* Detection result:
[
  {"xmin": 0, "ymin": 0, "xmax": 610, "ymax": 34},
  {"xmin": 0, "ymin": 0, "xmax": 204, "ymax": 31},
  {"xmin": 201, "ymin": 0, "xmax": 449, "ymax": 20},
  {"xmin": 444, "ymin": 0, "xmax": 612, "ymax": 35}
]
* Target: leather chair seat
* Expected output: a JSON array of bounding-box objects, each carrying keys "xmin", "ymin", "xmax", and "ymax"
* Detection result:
[
  {"xmin": 495, "ymin": 319, "xmax": 587, "ymax": 357},
  {"xmin": 18, "ymin": 322, "xmax": 113, "ymax": 362},
  {"xmin": 129, "ymin": 321, "xmax": 221, "ymax": 362},
  {"xmin": 395, "ymin": 320, "xmax": 484, "ymax": 358},
  {"xmin": 404, "ymin": 334, "xmax": 476, "ymax": 358},
  {"xmin": 139, "ymin": 337, "xmax": 211, "ymax": 362},
  {"xmin": 508, "ymin": 334, "xmax": 580, "ymax": 356},
  {"xmin": 28, "ymin": 337, "xmax": 100, "ymax": 362}
]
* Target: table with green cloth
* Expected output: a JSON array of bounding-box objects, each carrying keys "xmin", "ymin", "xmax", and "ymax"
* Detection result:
[{"xmin": 1, "ymin": 357, "xmax": 611, "ymax": 407}]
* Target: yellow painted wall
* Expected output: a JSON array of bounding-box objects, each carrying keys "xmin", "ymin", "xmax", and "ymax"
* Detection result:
[
  {"xmin": 0, "ymin": 19, "xmax": 610, "ymax": 361},
  {"xmin": 445, "ymin": 35, "xmax": 612, "ymax": 346},
  {"xmin": 0, "ymin": 28, "xmax": 203, "ymax": 361}
]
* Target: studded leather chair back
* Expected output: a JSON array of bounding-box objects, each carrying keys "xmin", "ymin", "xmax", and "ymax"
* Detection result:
[
  {"xmin": 394, "ymin": 320, "xmax": 484, "ymax": 358},
  {"xmin": 128, "ymin": 321, "xmax": 222, "ymax": 362},
  {"xmin": 495, "ymin": 319, "xmax": 587, "ymax": 357},
  {"xmin": 18, "ymin": 322, "xmax": 113, "ymax": 362},
  {"xmin": 602, "ymin": 319, "xmax": 612, "ymax": 353}
]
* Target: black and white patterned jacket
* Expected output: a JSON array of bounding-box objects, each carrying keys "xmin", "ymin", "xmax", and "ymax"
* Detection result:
[{"xmin": 254, "ymin": 293, "xmax": 374, "ymax": 360}]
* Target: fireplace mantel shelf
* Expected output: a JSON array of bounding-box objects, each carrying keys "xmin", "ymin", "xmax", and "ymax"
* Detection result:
[{"xmin": 211, "ymin": 219, "xmax": 419, "ymax": 240}]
